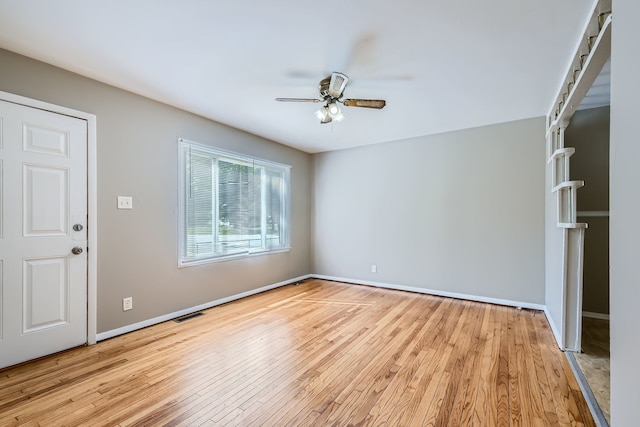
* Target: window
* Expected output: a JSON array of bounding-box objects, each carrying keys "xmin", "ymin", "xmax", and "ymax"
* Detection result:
[{"xmin": 178, "ymin": 139, "xmax": 290, "ymax": 266}]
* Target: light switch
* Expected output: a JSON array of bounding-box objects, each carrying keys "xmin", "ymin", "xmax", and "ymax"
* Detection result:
[{"xmin": 117, "ymin": 196, "xmax": 133, "ymax": 209}]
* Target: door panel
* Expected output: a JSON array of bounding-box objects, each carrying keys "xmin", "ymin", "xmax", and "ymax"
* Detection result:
[
  {"xmin": 23, "ymin": 164, "xmax": 69, "ymax": 236},
  {"xmin": 0, "ymin": 100, "xmax": 87, "ymax": 369},
  {"xmin": 23, "ymin": 257, "xmax": 69, "ymax": 332},
  {"xmin": 23, "ymin": 123, "xmax": 70, "ymax": 157}
]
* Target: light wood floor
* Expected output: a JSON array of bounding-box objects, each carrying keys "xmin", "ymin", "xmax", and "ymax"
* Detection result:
[{"xmin": 0, "ymin": 279, "xmax": 594, "ymax": 426}]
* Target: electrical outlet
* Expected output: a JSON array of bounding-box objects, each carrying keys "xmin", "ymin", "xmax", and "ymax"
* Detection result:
[
  {"xmin": 371, "ymin": 264, "xmax": 377, "ymax": 273},
  {"xmin": 123, "ymin": 297, "xmax": 133, "ymax": 311},
  {"xmin": 117, "ymin": 196, "xmax": 133, "ymax": 209}
]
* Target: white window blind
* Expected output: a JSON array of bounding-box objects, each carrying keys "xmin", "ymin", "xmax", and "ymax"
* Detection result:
[{"xmin": 178, "ymin": 139, "xmax": 290, "ymax": 266}]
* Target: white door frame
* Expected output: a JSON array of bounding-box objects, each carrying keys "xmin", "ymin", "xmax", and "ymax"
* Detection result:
[{"xmin": 0, "ymin": 90, "xmax": 98, "ymax": 345}]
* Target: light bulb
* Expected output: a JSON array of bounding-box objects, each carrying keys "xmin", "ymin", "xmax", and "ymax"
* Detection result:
[
  {"xmin": 315, "ymin": 107, "xmax": 328, "ymax": 120},
  {"xmin": 315, "ymin": 106, "xmax": 332, "ymax": 123}
]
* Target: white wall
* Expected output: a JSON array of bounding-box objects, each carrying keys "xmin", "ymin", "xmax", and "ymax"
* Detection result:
[
  {"xmin": 610, "ymin": 0, "xmax": 640, "ymax": 424},
  {"xmin": 545, "ymin": 153, "xmax": 565, "ymax": 342},
  {"xmin": 313, "ymin": 117, "xmax": 546, "ymax": 305}
]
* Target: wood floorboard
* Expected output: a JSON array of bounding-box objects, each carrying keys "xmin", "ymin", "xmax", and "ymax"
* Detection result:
[{"xmin": 0, "ymin": 279, "xmax": 595, "ymax": 426}]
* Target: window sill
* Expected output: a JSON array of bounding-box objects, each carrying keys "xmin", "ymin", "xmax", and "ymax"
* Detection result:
[{"xmin": 178, "ymin": 247, "xmax": 291, "ymax": 268}]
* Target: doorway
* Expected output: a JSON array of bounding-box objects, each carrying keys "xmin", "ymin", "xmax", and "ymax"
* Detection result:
[
  {"xmin": 565, "ymin": 63, "xmax": 611, "ymax": 424},
  {"xmin": 0, "ymin": 92, "xmax": 97, "ymax": 368}
]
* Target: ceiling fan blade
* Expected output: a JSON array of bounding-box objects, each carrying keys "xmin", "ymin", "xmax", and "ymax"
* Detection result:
[
  {"xmin": 343, "ymin": 99, "xmax": 386, "ymax": 109},
  {"xmin": 275, "ymin": 98, "xmax": 322, "ymax": 103}
]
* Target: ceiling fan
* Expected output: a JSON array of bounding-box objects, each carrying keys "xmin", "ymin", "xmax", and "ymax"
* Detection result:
[{"xmin": 275, "ymin": 72, "xmax": 386, "ymax": 124}]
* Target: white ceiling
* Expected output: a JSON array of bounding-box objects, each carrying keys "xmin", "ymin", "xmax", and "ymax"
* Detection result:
[{"xmin": 0, "ymin": 1, "xmax": 597, "ymax": 153}]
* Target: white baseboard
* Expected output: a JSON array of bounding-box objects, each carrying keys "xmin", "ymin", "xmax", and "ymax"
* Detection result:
[
  {"xmin": 311, "ymin": 274, "xmax": 546, "ymax": 311},
  {"xmin": 582, "ymin": 311, "xmax": 610, "ymax": 320},
  {"xmin": 96, "ymin": 274, "xmax": 312, "ymax": 341},
  {"xmin": 544, "ymin": 307, "xmax": 565, "ymax": 350}
]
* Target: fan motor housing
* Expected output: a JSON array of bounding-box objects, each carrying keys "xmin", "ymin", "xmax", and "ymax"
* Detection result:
[
  {"xmin": 319, "ymin": 72, "xmax": 349, "ymax": 99},
  {"xmin": 318, "ymin": 77, "xmax": 332, "ymax": 99}
]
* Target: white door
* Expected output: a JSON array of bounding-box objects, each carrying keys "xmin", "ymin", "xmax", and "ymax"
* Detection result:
[{"xmin": 0, "ymin": 99, "xmax": 87, "ymax": 369}]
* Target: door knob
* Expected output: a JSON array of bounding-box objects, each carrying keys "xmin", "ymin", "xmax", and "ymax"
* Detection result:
[
  {"xmin": 71, "ymin": 247, "xmax": 84, "ymax": 255},
  {"xmin": 73, "ymin": 224, "xmax": 84, "ymax": 232}
]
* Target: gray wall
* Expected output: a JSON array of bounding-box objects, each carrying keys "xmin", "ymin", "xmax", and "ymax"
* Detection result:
[
  {"xmin": 569, "ymin": 106, "xmax": 610, "ymax": 210},
  {"xmin": 0, "ymin": 48, "xmax": 312, "ymax": 334},
  {"xmin": 610, "ymin": 0, "xmax": 640, "ymax": 423},
  {"xmin": 567, "ymin": 106, "xmax": 610, "ymax": 315},
  {"xmin": 312, "ymin": 117, "xmax": 546, "ymax": 304}
]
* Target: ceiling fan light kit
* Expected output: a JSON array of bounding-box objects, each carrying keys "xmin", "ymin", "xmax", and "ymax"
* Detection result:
[
  {"xmin": 315, "ymin": 100, "xmax": 344, "ymax": 123},
  {"xmin": 276, "ymin": 71, "xmax": 386, "ymax": 124}
]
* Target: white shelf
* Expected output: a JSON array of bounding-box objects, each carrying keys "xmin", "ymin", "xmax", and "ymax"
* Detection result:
[
  {"xmin": 557, "ymin": 222, "xmax": 589, "ymax": 229},
  {"xmin": 577, "ymin": 211, "xmax": 609, "ymax": 217},
  {"xmin": 548, "ymin": 147, "xmax": 576, "ymax": 164},
  {"xmin": 552, "ymin": 180, "xmax": 585, "ymax": 193}
]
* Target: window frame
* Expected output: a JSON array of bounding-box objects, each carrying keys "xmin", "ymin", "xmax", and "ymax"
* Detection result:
[{"xmin": 177, "ymin": 138, "xmax": 291, "ymax": 267}]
